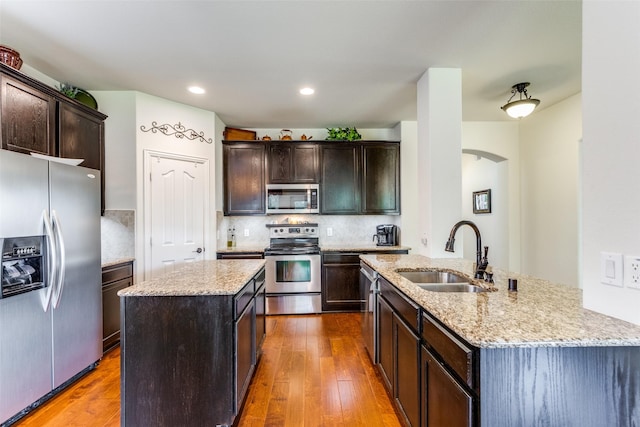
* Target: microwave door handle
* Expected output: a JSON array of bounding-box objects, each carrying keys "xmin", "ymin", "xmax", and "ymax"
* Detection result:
[
  {"xmin": 41, "ymin": 209, "xmax": 56, "ymax": 312},
  {"xmin": 51, "ymin": 210, "xmax": 66, "ymax": 309}
]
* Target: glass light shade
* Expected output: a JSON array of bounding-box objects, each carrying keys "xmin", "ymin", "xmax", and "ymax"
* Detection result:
[{"xmin": 502, "ymin": 98, "xmax": 540, "ymax": 118}]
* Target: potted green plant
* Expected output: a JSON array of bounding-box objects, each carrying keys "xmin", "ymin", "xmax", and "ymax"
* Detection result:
[
  {"xmin": 57, "ymin": 83, "xmax": 79, "ymax": 99},
  {"xmin": 57, "ymin": 83, "xmax": 98, "ymax": 109},
  {"xmin": 325, "ymin": 127, "xmax": 362, "ymax": 141}
]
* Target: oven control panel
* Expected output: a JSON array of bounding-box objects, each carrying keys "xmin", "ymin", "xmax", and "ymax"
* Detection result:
[{"xmin": 267, "ymin": 223, "xmax": 319, "ymax": 238}]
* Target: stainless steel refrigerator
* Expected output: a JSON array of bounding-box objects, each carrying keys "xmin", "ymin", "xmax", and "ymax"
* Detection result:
[{"xmin": 0, "ymin": 150, "xmax": 101, "ymax": 424}]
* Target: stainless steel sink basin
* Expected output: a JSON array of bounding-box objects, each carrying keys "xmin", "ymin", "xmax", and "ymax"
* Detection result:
[
  {"xmin": 396, "ymin": 270, "xmax": 488, "ymax": 292},
  {"xmin": 397, "ymin": 270, "xmax": 469, "ymax": 284},
  {"xmin": 417, "ymin": 283, "xmax": 488, "ymax": 293}
]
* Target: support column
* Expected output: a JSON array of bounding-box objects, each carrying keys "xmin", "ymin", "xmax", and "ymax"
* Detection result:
[{"xmin": 416, "ymin": 68, "xmax": 462, "ymax": 257}]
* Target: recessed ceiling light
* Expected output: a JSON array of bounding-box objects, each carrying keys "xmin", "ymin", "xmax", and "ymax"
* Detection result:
[
  {"xmin": 300, "ymin": 87, "xmax": 315, "ymax": 95},
  {"xmin": 188, "ymin": 86, "xmax": 206, "ymax": 95}
]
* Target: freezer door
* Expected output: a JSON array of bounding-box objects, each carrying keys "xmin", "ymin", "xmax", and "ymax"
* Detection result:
[
  {"xmin": 49, "ymin": 162, "xmax": 101, "ymax": 388},
  {"xmin": 0, "ymin": 151, "xmax": 53, "ymax": 423},
  {"xmin": 0, "ymin": 285, "xmax": 53, "ymax": 422},
  {"xmin": 0, "ymin": 150, "xmax": 49, "ymax": 237}
]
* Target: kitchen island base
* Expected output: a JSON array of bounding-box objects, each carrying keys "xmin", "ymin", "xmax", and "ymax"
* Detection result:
[{"xmin": 119, "ymin": 262, "xmax": 265, "ymax": 427}]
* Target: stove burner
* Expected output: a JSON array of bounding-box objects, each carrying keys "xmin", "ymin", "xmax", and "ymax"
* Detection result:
[{"xmin": 265, "ymin": 223, "xmax": 320, "ymax": 256}]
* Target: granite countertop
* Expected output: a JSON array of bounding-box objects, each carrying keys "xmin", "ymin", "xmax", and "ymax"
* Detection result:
[
  {"xmin": 216, "ymin": 245, "xmax": 410, "ymax": 253},
  {"xmin": 361, "ymin": 254, "xmax": 640, "ymax": 349},
  {"xmin": 216, "ymin": 246, "xmax": 267, "ymax": 254},
  {"xmin": 102, "ymin": 257, "xmax": 135, "ymax": 269},
  {"xmin": 321, "ymin": 245, "xmax": 411, "ymax": 252},
  {"xmin": 118, "ymin": 259, "xmax": 265, "ymax": 297}
]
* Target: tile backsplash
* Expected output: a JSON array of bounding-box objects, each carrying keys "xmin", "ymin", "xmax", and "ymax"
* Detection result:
[
  {"xmin": 217, "ymin": 213, "xmax": 401, "ymax": 248},
  {"xmin": 101, "ymin": 210, "xmax": 135, "ymax": 264}
]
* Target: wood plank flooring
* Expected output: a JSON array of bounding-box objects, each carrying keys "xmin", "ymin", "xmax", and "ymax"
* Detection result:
[{"xmin": 14, "ymin": 313, "xmax": 401, "ymax": 427}]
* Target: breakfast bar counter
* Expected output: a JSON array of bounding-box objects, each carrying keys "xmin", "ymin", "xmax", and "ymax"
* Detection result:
[
  {"xmin": 360, "ymin": 253, "xmax": 640, "ymax": 427},
  {"xmin": 361, "ymin": 254, "xmax": 640, "ymax": 348}
]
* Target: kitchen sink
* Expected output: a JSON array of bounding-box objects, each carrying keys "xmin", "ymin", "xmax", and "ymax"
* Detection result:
[
  {"xmin": 396, "ymin": 270, "xmax": 489, "ymax": 292},
  {"xmin": 397, "ymin": 270, "xmax": 469, "ymax": 284},
  {"xmin": 417, "ymin": 283, "xmax": 488, "ymax": 293}
]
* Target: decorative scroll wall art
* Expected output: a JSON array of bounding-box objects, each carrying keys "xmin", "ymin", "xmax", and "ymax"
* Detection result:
[{"xmin": 140, "ymin": 121, "xmax": 213, "ymax": 144}]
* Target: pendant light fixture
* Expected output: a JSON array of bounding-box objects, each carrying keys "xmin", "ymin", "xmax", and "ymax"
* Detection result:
[{"xmin": 501, "ymin": 82, "xmax": 540, "ymax": 119}]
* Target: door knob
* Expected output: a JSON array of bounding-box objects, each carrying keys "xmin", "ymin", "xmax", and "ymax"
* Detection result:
[{"xmin": 193, "ymin": 247, "xmax": 203, "ymax": 254}]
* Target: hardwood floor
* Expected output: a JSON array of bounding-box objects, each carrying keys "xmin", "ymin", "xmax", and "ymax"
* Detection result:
[
  {"xmin": 14, "ymin": 347, "xmax": 120, "ymax": 427},
  {"xmin": 14, "ymin": 313, "xmax": 401, "ymax": 427}
]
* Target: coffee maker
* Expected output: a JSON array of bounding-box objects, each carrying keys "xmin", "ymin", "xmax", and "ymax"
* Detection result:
[{"xmin": 374, "ymin": 224, "xmax": 398, "ymax": 246}]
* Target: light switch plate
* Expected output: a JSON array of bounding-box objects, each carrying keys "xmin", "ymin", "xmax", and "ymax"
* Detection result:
[{"xmin": 601, "ymin": 252, "xmax": 623, "ymax": 287}]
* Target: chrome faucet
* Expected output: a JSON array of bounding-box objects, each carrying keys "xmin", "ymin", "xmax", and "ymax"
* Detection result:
[{"xmin": 444, "ymin": 220, "xmax": 490, "ymax": 280}]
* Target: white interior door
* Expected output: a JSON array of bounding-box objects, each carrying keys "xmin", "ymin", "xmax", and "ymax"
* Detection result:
[{"xmin": 145, "ymin": 151, "xmax": 208, "ymax": 280}]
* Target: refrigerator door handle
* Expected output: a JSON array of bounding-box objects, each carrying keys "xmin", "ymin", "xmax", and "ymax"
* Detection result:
[
  {"xmin": 51, "ymin": 210, "xmax": 66, "ymax": 309},
  {"xmin": 41, "ymin": 209, "xmax": 57, "ymax": 312}
]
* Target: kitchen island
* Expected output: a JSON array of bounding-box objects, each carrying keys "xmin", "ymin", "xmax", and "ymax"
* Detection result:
[
  {"xmin": 118, "ymin": 259, "xmax": 266, "ymax": 427},
  {"xmin": 361, "ymin": 254, "xmax": 640, "ymax": 427}
]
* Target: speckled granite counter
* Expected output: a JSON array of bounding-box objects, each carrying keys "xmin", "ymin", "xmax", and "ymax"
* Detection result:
[
  {"xmin": 102, "ymin": 257, "xmax": 135, "ymax": 269},
  {"xmin": 118, "ymin": 259, "xmax": 265, "ymax": 297},
  {"xmin": 215, "ymin": 246, "xmax": 267, "ymax": 254},
  {"xmin": 215, "ymin": 245, "xmax": 410, "ymax": 254},
  {"xmin": 321, "ymin": 245, "xmax": 410, "ymax": 252},
  {"xmin": 361, "ymin": 254, "xmax": 640, "ymax": 349}
]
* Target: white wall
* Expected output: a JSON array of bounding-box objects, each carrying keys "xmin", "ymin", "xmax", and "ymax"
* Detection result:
[
  {"xmin": 461, "ymin": 122, "xmax": 520, "ymax": 272},
  {"xmin": 582, "ymin": 1, "xmax": 640, "ymax": 324},
  {"xmin": 91, "ymin": 91, "xmax": 137, "ymax": 209},
  {"xmin": 399, "ymin": 121, "xmax": 420, "ymax": 253},
  {"xmin": 134, "ymin": 93, "xmax": 218, "ymax": 279},
  {"xmin": 520, "ymin": 93, "xmax": 581, "ymax": 287},
  {"xmin": 417, "ymin": 68, "xmax": 462, "ymax": 258},
  {"xmin": 461, "ymin": 155, "xmax": 509, "ymax": 269}
]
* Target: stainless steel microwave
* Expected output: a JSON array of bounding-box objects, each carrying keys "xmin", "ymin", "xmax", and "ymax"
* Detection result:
[{"xmin": 266, "ymin": 184, "xmax": 319, "ymax": 214}]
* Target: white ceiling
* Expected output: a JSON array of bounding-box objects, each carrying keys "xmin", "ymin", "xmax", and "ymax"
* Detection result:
[{"xmin": 0, "ymin": 0, "xmax": 582, "ymax": 129}]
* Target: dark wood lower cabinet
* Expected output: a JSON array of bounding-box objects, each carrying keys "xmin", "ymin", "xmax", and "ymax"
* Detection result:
[
  {"xmin": 422, "ymin": 346, "xmax": 474, "ymax": 427},
  {"xmin": 377, "ymin": 275, "xmax": 469, "ymax": 427},
  {"xmin": 377, "ymin": 294, "xmax": 394, "ymax": 391},
  {"xmin": 394, "ymin": 313, "xmax": 421, "ymax": 427},
  {"xmin": 322, "ymin": 250, "xmax": 408, "ymax": 312},
  {"xmin": 217, "ymin": 252, "xmax": 264, "ymax": 259},
  {"xmin": 255, "ymin": 275, "xmax": 266, "ymax": 354},
  {"xmin": 235, "ymin": 298, "xmax": 256, "ymax": 412},
  {"xmin": 322, "ymin": 253, "xmax": 362, "ymax": 311},
  {"xmin": 369, "ymin": 262, "xmax": 640, "ymax": 427},
  {"xmin": 101, "ymin": 261, "xmax": 133, "ymax": 352},
  {"xmin": 120, "ymin": 266, "xmax": 265, "ymax": 427}
]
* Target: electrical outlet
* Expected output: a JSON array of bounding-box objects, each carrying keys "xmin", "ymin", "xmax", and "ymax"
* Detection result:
[
  {"xmin": 244, "ymin": 228, "xmax": 249, "ymax": 237},
  {"xmin": 327, "ymin": 227, "xmax": 333, "ymax": 236},
  {"xmin": 600, "ymin": 252, "xmax": 623, "ymax": 287},
  {"xmin": 624, "ymin": 255, "xmax": 640, "ymax": 290}
]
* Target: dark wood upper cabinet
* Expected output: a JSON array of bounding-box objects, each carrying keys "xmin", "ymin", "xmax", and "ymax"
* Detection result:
[
  {"xmin": 320, "ymin": 143, "xmax": 360, "ymax": 214},
  {"xmin": 320, "ymin": 141, "xmax": 400, "ymax": 215},
  {"xmin": 267, "ymin": 142, "xmax": 318, "ymax": 183},
  {"xmin": 1, "ymin": 74, "xmax": 56, "ymax": 156},
  {"xmin": 59, "ymin": 103, "xmax": 104, "ymax": 170},
  {"xmin": 223, "ymin": 140, "xmax": 400, "ymax": 216},
  {"xmin": 361, "ymin": 143, "xmax": 400, "ymax": 214},
  {"xmin": 0, "ymin": 63, "xmax": 108, "ymax": 213},
  {"xmin": 223, "ymin": 142, "xmax": 266, "ymax": 215},
  {"xmin": 59, "ymin": 103, "xmax": 105, "ymax": 211}
]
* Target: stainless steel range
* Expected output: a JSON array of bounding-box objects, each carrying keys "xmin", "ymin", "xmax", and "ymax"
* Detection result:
[{"xmin": 264, "ymin": 223, "xmax": 321, "ymax": 315}]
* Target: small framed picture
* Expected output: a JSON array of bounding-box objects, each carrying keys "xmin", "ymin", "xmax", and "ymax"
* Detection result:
[{"xmin": 473, "ymin": 189, "xmax": 491, "ymax": 214}]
